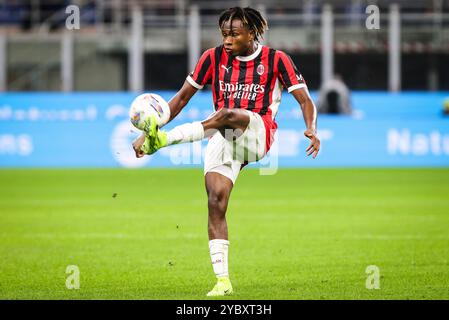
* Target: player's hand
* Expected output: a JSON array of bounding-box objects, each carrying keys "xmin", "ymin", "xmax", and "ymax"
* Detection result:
[
  {"xmin": 132, "ymin": 133, "xmax": 146, "ymax": 158},
  {"xmin": 304, "ymin": 129, "xmax": 320, "ymax": 159}
]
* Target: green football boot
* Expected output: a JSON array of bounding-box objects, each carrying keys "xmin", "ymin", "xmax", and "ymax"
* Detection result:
[
  {"xmin": 206, "ymin": 277, "xmax": 233, "ymax": 297},
  {"xmin": 140, "ymin": 116, "xmax": 168, "ymax": 155}
]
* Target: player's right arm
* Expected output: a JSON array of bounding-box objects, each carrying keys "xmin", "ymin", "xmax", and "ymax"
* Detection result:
[
  {"xmin": 133, "ymin": 49, "xmax": 214, "ymax": 158},
  {"xmin": 166, "ymin": 80, "xmax": 198, "ymax": 122},
  {"xmin": 166, "ymin": 48, "xmax": 214, "ymax": 124}
]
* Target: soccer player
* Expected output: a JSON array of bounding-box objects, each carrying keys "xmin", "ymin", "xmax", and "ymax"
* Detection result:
[{"xmin": 132, "ymin": 7, "xmax": 320, "ymax": 296}]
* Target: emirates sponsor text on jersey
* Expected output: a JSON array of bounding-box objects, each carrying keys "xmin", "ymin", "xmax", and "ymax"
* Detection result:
[{"xmin": 219, "ymin": 80, "xmax": 265, "ymax": 100}]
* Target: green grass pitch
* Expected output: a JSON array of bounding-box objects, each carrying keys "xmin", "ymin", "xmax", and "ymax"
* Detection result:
[{"xmin": 1, "ymin": 168, "xmax": 448, "ymax": 300}]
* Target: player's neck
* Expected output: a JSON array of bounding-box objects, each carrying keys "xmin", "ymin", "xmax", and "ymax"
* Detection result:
[{"xmin": 241, "ymin": 42, "xmax": 258, "ymax": 57}]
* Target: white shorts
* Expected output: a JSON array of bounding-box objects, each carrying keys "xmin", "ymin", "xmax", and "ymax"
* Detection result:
[{"xmin": 204, "ymin": 110, "xmax": 266, "ymax": 184}]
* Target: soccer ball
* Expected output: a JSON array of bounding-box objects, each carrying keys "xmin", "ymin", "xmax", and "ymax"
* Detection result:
[{"xmin": 129, "ymin": 93, "xmax": 170, "ymax": 130}]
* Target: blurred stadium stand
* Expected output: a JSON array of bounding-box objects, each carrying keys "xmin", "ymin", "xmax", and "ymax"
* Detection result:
[{"xmin": 0, "ymin": 0, "xmax": 448, "ymax": 91}]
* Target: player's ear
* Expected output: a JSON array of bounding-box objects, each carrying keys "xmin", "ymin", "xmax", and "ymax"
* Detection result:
[{"xmin": 249, "ymin": 31, "xmax": 255, "ymax": 41}]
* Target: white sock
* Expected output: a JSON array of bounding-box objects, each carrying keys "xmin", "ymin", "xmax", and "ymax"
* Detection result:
[
  {"xmin": 209, "ymin": 239, "xmax": 230, "ymax": 278},
  {"xmin": 166, "ymin": 121, "xmax": 204, "ymax": 146}
]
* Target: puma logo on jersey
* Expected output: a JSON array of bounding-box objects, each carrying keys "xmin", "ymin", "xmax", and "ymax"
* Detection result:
[{"xmin": 221, "ymin": 65, "xmax": 231, "ymax": 73}]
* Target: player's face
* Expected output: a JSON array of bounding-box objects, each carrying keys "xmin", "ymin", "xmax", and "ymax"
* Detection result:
[{"xmin": 220, "ymin": 19, "xmax": 254, "ymax": 56}]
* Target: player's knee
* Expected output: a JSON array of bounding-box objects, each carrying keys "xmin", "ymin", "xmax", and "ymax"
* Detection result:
[
  {"xmin": 207, "ymin": 189, "xmax": 228, "ymax": 212},
  {"xmin": 215, "ymin": 108, "xmax": 234, "ymax": 124},
  {"xmin": 208, "ymin": 194, "xmax": 224, "ymax": 211}
]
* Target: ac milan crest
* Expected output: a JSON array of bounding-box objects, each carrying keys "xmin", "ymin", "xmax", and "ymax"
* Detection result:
[{"xmin": 257, "ymin": 64, "xmax": 265, "ymax": 75}]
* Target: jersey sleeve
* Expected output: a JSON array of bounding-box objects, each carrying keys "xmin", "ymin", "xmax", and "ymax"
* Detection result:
[
  {"xmin": 276, "ymin": 51, "xmax": 307, "ymax": 93},
  {"xmin": 186, "ymin": 49, "xmax": 214, "ymax": 90}
]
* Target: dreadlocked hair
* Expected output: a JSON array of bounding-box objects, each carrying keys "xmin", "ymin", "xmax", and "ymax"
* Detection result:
[{"xmin": 218, "ymin": 7, "xmax": 268, "ymax": 42}]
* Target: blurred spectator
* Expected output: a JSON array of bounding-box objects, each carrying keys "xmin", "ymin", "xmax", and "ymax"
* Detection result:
[
  {"xmin": 443, "ymin": 98, "xmax": 449, "ymax": 116},
  {"xmin": 0, "ymin": 0, "xmax": 28, "ymax": 26},
  {"xmin": 317, "ymin": 75, "xmax": 352, "ymax": 115},
  {"xmin": 81, "ymin": 0, "xmax": 97, "ymax": 25},
  {"xmin": 303, "ymin": 0, "xmax": 320, "ymax": 26},
  {"xmin": 345, "ymin": 0, "xmax": 364, "ymax": 27}
]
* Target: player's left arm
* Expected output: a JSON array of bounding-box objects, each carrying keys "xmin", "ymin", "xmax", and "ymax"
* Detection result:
[{"xmin": 290, "ymin": 88, "xmax": 320, "ymax": 159}]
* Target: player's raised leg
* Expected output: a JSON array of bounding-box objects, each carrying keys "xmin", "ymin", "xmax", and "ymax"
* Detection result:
[
  {"xmin": 136, "ymin": 108, "xmax": 250, "ymax": 156},
  {"xmin": 205, "ymin": 172, "xmax": 234, "ymax": 297}
]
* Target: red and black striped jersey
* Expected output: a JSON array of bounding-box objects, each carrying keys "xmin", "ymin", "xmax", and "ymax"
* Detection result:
[{"xmin": 186, "ymin": 44, "xmax": 307, "ymax": 121}]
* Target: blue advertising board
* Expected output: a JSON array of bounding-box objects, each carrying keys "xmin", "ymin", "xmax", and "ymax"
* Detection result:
[{"xmin": 0, "ymin": 91, "xmax": 448, "ymax": 168}]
